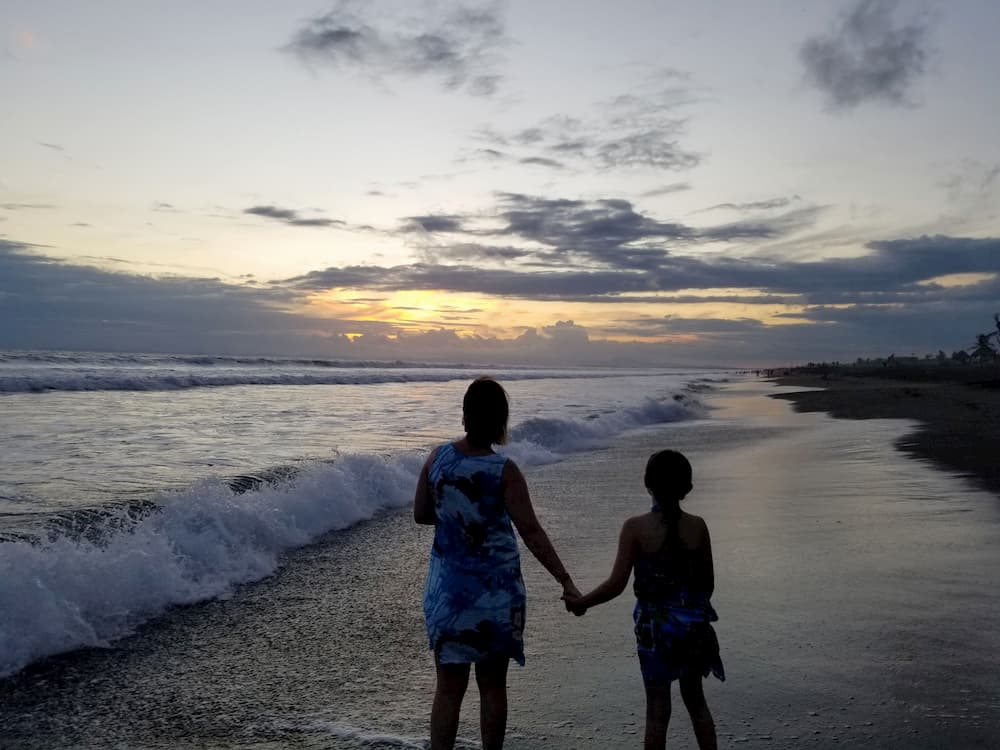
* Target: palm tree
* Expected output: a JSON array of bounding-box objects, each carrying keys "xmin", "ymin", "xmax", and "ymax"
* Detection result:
[{"xmin": 970, "ymin": 333, "xmax": 998, "ymax": 362}]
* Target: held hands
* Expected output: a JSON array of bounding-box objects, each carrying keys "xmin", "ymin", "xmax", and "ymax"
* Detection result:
[{"xmin": 560, "ymin": 579, "xmax": 587, "ymax": 617}]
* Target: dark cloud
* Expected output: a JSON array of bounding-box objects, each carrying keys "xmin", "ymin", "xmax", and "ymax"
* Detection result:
[
  {"xmin": 286, "ymin": 1, "xmax": 506, "ymax": 96},
  {"xmin": 403, "ymin": 214, "xmax": 466, "ymax": 233},
  {"xmin": 0, "ymin": 239, "xmax": 393, "ymax": 355},
  {"xmin": 281, "ymin": 233, "xmax": 1000, "ymax": 314},
  {"xmin": 387, "ymin": 193, "xmax": 824, "ymax": 275},
  {"xmin": 488, "ymin": 194, "xmax": 823, "ymax": 268},
  {"xmin": 800, "ymin": 0, "xmax": 930, "ymax": 109},
  {"xmin": 434, "ymin": 243, "xmax": 531, "ymax": 262},
  {"xmin": 244, "ymin": 205, "xmax": 345, "ymax": 228},
  {"xmin": 4, "ymin": 236, "xmax": 998, "ymax": 366}
]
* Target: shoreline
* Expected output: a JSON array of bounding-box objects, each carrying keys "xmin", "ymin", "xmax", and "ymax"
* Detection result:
[{"xmin": 770, "ymin": 369, "xmax": 1000, "ymax": 496}]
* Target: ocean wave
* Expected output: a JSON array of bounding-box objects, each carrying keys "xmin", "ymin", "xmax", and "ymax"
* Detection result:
[
  {"xmin": 0, "ymin": 391, "xmax": 703, "ymax": 678},
  {"xmin": 0, "ymin": 365, "xmax": 659, "ymax": 394},
  {"xmin": 0, "ymin": 350, "xmax": 466, "ymax": 369},
  {"xmin": 506, "ymin": 393, "xmax": 705, "ymax": 463}
]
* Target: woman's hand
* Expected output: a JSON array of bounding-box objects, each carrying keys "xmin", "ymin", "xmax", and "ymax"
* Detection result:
[{"xmin": 561, "ymin": 582, "xmax": 587, "ymax": 616}]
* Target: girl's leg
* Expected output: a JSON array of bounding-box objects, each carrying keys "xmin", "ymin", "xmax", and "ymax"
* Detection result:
[
  {"xmin": 474, "ymin": 657, "xmax": 510, "ymax": 750},
  {"xmin": 431, "ymin": 660, "xmax": 471, "ymax": 750},
  {"xmin": 644, "ymin": 684, "xmax": 671, "ymax": 750},
  {"xmin": 679, "ymin": 675, "xmax": 717, "ymax": 750}
]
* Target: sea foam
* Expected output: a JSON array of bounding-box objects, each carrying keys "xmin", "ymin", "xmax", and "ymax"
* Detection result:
[{"xmin": 0, "ymin": 453, "xmax": 420, "ymax": 678}]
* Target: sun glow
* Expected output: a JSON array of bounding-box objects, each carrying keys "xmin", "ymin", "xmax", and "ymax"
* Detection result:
[{"xmin": 297, "ymin": 286, "xmax": 819, "ymax": 342}]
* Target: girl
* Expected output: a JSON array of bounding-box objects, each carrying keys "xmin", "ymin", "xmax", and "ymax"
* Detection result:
[{"xmin": 564, "ymin": 450, "xmax": 724, "ymax": 750}]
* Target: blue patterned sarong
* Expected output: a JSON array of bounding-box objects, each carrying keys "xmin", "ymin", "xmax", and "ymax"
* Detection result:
[
  {"xmin": 423, "ymin": 443, "xmax": 526, "ymax": 665},
  {"xmin": 633, "ymin": 542, "xmax": 725, "ymax": 686}
]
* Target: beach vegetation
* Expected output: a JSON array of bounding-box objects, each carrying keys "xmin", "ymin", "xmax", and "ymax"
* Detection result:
[{"xmin": 970, "ymin": 333, "xmax": 998, "ymax": 362}]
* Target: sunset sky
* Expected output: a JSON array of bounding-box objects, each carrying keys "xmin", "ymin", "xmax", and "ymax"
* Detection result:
[{"xmin": 2, "ymin": 0, "xmax": 999, "ymax": 366}]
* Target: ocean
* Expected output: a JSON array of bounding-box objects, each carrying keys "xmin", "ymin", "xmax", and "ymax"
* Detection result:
[{"xmin": 1, "ymin": 351, "xmax": 998, "ymax": 748}]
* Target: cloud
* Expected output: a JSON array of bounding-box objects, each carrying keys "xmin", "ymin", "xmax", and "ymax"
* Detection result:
[
  {"xmin": 695, "ymin": 197, "xmax": 798, "ymax": 213},
  {"xmin": 0, "ymin": 239, "xmax": 392, "ymax": 356},
  {"xmin": 473, "ymin": 77, "xmax": 702, "ymax": 172},
  {"xmin": 244, "ymin": 205, "xmax": 345, "ymax": 228},
  {"xmin": 37, "ymin": 141, "xmax": 64, "ymax": 152},
  {"xmin": 285, "ymin": 1, "xmax": 507, "ymax": 96},
  {"xmin": 940, "ymin": 161, "xmax": 1000, "ymax": 204},
  {"xmin": 639, "ymin": 183, "xmax": 692, "ymax": 198},
  {"xmin": 596, "ymin": 131, "xmax": 699, "ymax": 171},
  {"xmin": 281, "ymin": 232, "xmax": 1000, "ymax": 312},
  {"xmin": 540, "ymin": 319, "xmax": 589, "ymax": 344},
  {"xmin": 402, "ymin": 214, "xmax": 466, "ymax": 233},
  {"xmin": 487, "ymin": 193, "xmax": 822, "ymax": 267},
  {"xmin": 0, "ymin": 203, "xmax": 55, "ymax": 211},
  {"xmin": 800, "ymin": 0, "xmax": 931, "ymax": 109},
  {"xmin": 4, "ymin": 236, "xmax": 999, "ymax": 367},
  {"xmin": 433, "ymin": 243, "xmax": 532, "ymax": 263},
  {"xmin": 518, "ymin": 156, "xmax": 565, "ymax": 169}
]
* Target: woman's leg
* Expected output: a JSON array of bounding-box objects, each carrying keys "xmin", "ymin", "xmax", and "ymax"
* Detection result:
[
  {"xmin": 679, "ymin": 674, "xmax": 717, "ymax": 750},
  {"xmin": 431, "ymin": 660, "xmax": 471, "ymax": 750},
  {"xmin": 644, "ymin": 684, "xmax": 671, "ymax": 750},
  {"xmin": 474, "ymin": 657, "xmax": 510, "ymax": 750}
]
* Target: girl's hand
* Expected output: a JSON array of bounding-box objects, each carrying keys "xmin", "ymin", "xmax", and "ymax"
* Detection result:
[{"xmin": 561, "ymin": 587, "xmax": 587, "ymax": 616}]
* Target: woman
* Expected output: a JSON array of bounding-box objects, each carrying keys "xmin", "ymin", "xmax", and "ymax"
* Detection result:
[{"xmin": 414, "ymin": 377, "xmax": 579, "ymax": 750}]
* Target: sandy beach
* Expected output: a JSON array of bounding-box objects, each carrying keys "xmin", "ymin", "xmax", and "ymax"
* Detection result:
[{"xmin": 772, "ymin": 367, "xmax": 1000, "ymax": 496}]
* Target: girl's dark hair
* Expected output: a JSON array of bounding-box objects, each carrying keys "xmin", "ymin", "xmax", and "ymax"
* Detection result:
[
  {"xmin": 463, "ymin": 377, "xmax": 509, "ymax": 447},
  {"xmin": 644, "ymin": 450, "xmax": 692, "ymax": 546}
]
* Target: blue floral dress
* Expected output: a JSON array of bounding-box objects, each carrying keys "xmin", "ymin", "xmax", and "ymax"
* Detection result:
[
  {"xmin": 422, "ymin": 443, "xmax": 526, "ymax": 665},
  {"xmin": 424, "ymin": 444, "xmax": 525, "ymax": 665}
]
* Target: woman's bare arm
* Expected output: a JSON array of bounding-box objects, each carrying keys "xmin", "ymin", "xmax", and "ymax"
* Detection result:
[
  {"xmin": 503, "ymin": 459, "xmax": 576, "ymax": 594},
  {"xmin": 412, "ymin": 450, "xmax": 438, "ymax": 525},
  {"xmin": 567, "ymin": 520, "xmax": 637, "ymax": 611}
]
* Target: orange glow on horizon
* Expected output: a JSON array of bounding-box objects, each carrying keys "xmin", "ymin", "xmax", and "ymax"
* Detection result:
[{"xmin": 298, "ymin": 287, "xmax": 818, "ymax": 342}]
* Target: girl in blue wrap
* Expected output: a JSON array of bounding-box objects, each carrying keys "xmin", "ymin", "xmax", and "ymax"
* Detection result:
[
  {"xmin": 564, "ymin": 450, "xmax": 724, "ymax": 750},
  {"xmin": 414, "ymin": 377, "xmax": 579, "ymax": 750}
]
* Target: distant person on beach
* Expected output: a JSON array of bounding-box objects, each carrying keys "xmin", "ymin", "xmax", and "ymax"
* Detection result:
[
  {"xmin": 414, "ymin": 376, "xmax": 580, "ymax": 750},
  {"xmin": 563, "ymin": 449, "xmax": 724, "ymax": 750}
]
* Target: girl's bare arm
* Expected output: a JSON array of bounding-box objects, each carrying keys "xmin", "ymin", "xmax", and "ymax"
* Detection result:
[
  {"xmin": 698, "ymin": 517, "xmax": 715, "ymax": 596},
  {"xmin": 568, "ymin": 520, "xmax": 638, "ymax": 611}
]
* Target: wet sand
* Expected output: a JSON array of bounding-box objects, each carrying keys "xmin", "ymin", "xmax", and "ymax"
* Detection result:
[
  {"xmin": 515, "ymin": 380, "xmax": 1000, "ymax": 748},
  {"xmin": 772, "ymin": 370, "xmax": 1000, "ymax": 496}
]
